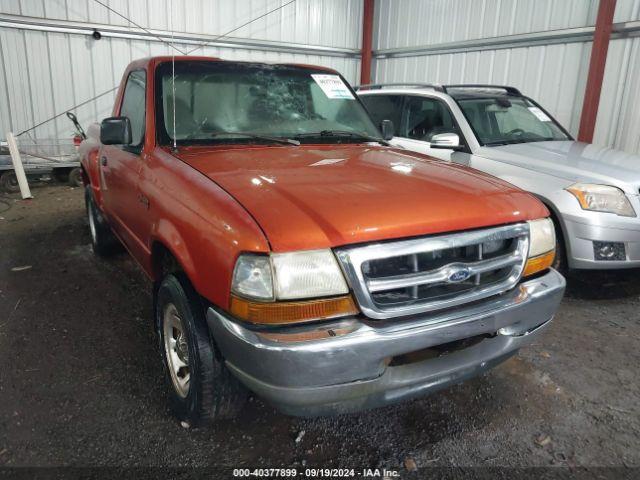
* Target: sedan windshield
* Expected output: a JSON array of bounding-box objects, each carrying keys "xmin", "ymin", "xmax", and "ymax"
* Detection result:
[
  {"xmin": 156, "ymin": 61, "xmax": 381, "ymax": 145},
  {"xmin": 455, "ymin": 96, "xmax": 570, "ymax": 146}
]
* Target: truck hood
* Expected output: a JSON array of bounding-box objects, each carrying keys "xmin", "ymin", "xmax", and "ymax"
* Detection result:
[
  {"xmin": 176, "ymin": 145, "xmax": 547, "ymax": 252},
  {"xmin": 478, "ymin": 141, "xmax": 640, "ymax": 194}
]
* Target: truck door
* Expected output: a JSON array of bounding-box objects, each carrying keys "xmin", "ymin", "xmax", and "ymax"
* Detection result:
[{"xmin": 100, "ymin": 69, "xmax": 148, "ymax": 260}]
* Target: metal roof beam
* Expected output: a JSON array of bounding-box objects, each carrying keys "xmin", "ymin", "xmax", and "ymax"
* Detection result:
[
  {"xmin": 374, "ymin": 21, "xmax": 640, "ymax": 58},
  {"xmin": 0, "ymin": 13, "xmax": 360, "ymax": 58}
]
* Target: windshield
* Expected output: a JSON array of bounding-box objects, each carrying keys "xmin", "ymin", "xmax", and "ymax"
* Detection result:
[
  {"xmin": 455, "ymin": 96, "xmax": 570, "ymax": 146},
  {"xmin": 156, "ymin": 61, "xmax": 381, "ymax": 145}
]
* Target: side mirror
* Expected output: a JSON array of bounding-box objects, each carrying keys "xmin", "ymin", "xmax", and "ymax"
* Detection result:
[
  {"xmin": 100, "ymin": 117, "xmax": 132, "ymax": 145},
  {"xmin": 430, "ymin": 132, "xmax": 464, "ymax": 150},
  {"xmin": 380, "ymin": 119, "xmax": 395, "ymax": 141}
]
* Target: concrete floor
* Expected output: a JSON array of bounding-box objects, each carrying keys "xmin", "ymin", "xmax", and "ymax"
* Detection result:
[{"xmin": 1, "ymin": 186, "xmax": 639, "ymax": 475}]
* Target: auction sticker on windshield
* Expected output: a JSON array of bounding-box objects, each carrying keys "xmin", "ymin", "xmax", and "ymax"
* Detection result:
[
  {"xmin": 311, "ymin": 74, "xmax": 354, "ymax": 100},
  {"xmin": 528, "ymin": 106, "xmax": 551, "ymax": 122}
]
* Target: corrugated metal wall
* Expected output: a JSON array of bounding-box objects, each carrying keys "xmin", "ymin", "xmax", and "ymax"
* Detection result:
[
  {"xmin": 0, "ymin": 0, "xmax": 363, "ymax": 142},
  {"xmin": 2, "ymin": 0, "xmax": 638, "ymax": 154},
  {"xmin": 373, "ymin": 0, "xmax": 640, "ymax": 154},
  {"xmin": 375, "ymin": 0, "xmax": 598, "ymax": 48}
]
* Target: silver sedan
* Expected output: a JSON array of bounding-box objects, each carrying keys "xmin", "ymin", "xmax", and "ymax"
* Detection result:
[{"xmin": 358, "ymin": 84, "xmax": 640, "ymax": 270}]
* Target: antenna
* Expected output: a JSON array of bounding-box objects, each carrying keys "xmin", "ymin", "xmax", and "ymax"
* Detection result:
[{"xmin": 170, "ymin": 0, "xmax": 177, "ymax": 152}]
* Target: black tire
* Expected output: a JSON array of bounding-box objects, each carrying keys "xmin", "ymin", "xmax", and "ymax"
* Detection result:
[
  {"xmin": 156, "ymin": 273, "xmax": 247, "ymax": 426},
  {"xmin": 68, "ymin": 167, "xmax": 83, "ymax": 187},
  {"xmin": 84, "ymin": 186, "xmax": 119, "ymax": 257},
  {"xmin": 0, "ymin": 171, "xmax": 20, "ymax": 193},
  {"xmin": 52, "ymin": 168, "xmax": 71, "ymax": 183}
]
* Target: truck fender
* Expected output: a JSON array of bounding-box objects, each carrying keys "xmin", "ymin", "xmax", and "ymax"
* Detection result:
[{"xmin": 150, "ymin": 219, "xmax": 199, "ymax": 287}]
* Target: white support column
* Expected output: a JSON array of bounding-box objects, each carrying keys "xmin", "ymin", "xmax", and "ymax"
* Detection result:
[{"xmin": 6, "ymin": 132, "xmax": 33, "ymax": 199}]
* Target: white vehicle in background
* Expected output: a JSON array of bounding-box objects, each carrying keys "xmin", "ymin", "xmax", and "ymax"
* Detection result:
[
  {"xmin": 0, "ymin": 112, "xmax": 86, "ymax": 192},
  {"xmin": 357, "ymin": 84, "xmax": 640, "ymax": 271}
]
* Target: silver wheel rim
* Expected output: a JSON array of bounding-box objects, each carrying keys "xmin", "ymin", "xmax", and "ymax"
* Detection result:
[
  {"xmin": 88, "ymin": 203, "xmax": 97, "ymax": 244},
  {"xmin": 163, "ymin": 303, "xmax": 190, "ymax": 398}
]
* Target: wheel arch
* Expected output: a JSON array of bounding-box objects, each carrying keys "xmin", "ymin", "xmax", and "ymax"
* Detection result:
[
  {"xmin": 80, "ymin": 146, "xmax": 103, "ymax": 205},
  {"xmin": 532, "ymin": 193, "xmax": 571, "ymax": 260},
  {"xmin": 149, "ymin": 222, "xmax": 200, "ymax": 293},
  {"xmin": 151, "ymin": 241, "xmax": 187, "ymax": 280},
  {"xmin": 80, "ymin": 164, "xmax": 90, "ymax": 186}
]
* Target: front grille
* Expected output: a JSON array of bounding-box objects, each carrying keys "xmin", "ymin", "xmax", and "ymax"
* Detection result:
[{"xmin": 335, "ymin": 223, "xmax": 529, "ymax": 319}]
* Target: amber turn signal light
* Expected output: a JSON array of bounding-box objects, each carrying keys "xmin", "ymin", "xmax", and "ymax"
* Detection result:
[
  {"xmin": 229, "ymin": 294, "xmax": 359, "ymax": 325},
  {"xmin": 523, "ymin": 250, "xmax": 555, "ymax": 277}
]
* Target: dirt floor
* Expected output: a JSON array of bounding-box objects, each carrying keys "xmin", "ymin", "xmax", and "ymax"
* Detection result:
[{"xmin": 1, "ymin": 185, "xmax": 639, "ymax": 476}]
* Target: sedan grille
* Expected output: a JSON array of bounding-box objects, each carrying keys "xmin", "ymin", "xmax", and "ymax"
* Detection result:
[{"xmin": 335, "ymin": 224, "xmax": 529, "ymax": 319}]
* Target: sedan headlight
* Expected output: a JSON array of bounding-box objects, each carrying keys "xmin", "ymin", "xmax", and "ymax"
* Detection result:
[
  {"xmin": 230, "ymin": 250, "xmax": 356, "ymax": 324},
  {"xmin": 566, "ymin": 183, "xmax": 636, "ymax": 217},
  {"xmin": 523, "ymin": 218, "xmax": 556, "ymax": 277}
]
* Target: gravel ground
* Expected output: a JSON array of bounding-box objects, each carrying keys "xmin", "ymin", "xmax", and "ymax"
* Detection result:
[{"xmin": 1, "ymin": 186, "xmax": 639, "ymax": 477}]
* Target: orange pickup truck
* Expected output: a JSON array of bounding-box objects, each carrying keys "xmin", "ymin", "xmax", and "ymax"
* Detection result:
[{"xmin": 79, "ymin": 56, "xmax": 564, "ymax": 425}]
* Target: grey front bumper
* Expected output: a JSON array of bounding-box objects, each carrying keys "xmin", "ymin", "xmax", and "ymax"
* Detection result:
[
  {"xmin": 563, "ymin": 213, "xmax": 640, "ymax": 269},
  {"xmin": 206, "ymin": 269, "xmax": 565, "ymax": 416}
]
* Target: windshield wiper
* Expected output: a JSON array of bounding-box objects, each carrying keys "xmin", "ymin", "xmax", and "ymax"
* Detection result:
[
  {"xmin": 294, "ymin": 130, "xmax": 389, "ymax": 146},
  {"xmin": 210, "ymin": 131, "xmax": 300, "ymax": 146},
  {"xmin": 486, "ymin": 137, "xmax": 557, "ymax": 146}
]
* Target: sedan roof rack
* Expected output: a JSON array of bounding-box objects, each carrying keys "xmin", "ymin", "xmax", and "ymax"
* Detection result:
[
  {"xmin": 354, "ymin": 83, "xmax": 445, "ymax": 92},
  {"xmin": 442, "ymin": 84, "xmax": 522, "ymax": 96}
]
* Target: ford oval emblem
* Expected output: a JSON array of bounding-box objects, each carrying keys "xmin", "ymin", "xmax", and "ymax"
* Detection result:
[{"xmin": 448, "ymin": 266, "xmax": 471, "ymax": 283}]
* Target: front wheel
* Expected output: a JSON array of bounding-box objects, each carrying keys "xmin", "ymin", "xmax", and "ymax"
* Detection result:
[{"xmin": 156, "ymin": 273, "xmax": 247, "ymax": 426}]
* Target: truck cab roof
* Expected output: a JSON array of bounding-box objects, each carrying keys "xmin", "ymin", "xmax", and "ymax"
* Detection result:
[{"xmin": 126, "ymin": 55, "xmax": 339, "ymax": 75}]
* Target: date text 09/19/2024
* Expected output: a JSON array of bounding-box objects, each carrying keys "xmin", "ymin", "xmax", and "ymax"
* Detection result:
[{"xmin": 232, "ymin": 468, "xmax": 400, "ymax": 477}]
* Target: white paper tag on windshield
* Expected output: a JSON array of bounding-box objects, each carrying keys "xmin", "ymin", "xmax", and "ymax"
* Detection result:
[
  {"xmin": 311, "ymin": 74, "xmax": 354, "ymax": 100},
  {"xmin": 528, "ymin": 107, "xmax": 551, "ymax": 122}
]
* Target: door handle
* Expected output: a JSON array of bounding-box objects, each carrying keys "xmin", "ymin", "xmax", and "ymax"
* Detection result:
[{"xmin": 101, "ymin": 156, "xmax": 107, "ymax": 166}]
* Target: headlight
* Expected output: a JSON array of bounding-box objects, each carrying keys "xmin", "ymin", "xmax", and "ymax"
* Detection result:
[
  {"xmin": 566, "ymin": 183, "xmax": 636, "ymax": 217},
  {"xmin": 271, "ymin": 250, "xmax": 349, "ymax": 300},
  {"xmin": 230, "ymin": 250, "xmax": 356, "ymax": 324},
  {"xmin": 523, "ymin": 218, "xmax": 556, "ymax": 277},
  {"xmin": 528, "ymin": 218, "xmax": 555, "ymax": 257}
]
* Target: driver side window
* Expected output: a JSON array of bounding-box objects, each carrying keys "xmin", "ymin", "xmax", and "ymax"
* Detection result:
[{"xmin": 119, "ymin": 70, "xmax": 146, "ymax": 148}]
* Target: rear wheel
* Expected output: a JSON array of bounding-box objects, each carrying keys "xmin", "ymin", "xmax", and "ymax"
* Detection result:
[
  {"xmin": 156, "ymin": 273, "xmax": 247, "ymax": 426},
  {"xmin": 85, "ymin": 187, "xmax": 119, "ymax": 256},
  {"xmin": 68, "ymin": 167, "xmax": 83, "ymax": 187},
  {"xmin": 0, "ymin": 171, "xmax": 20, "ymax": 193}
]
